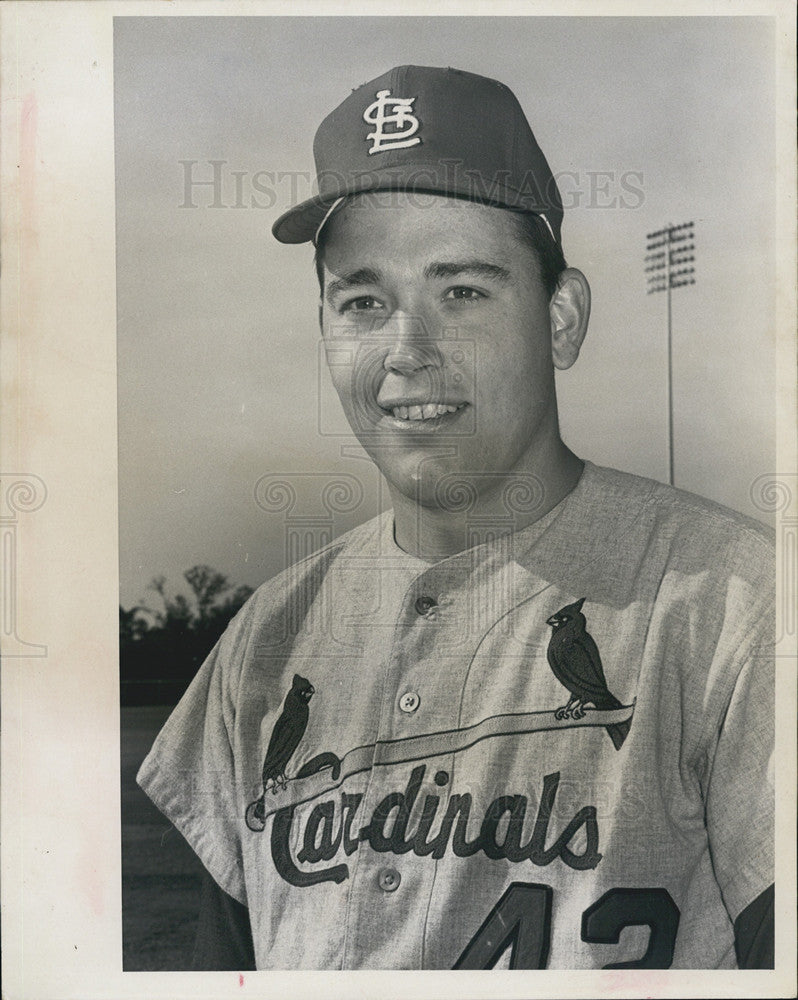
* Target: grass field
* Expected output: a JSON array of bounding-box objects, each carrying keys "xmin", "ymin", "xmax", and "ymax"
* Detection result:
[{"xmin": 121, "ymin": 705, "xmax": 203, "ymax": 970}]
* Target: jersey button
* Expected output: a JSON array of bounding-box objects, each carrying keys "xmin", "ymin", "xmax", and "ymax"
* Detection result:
[
  {"xmin": 378, "ymin": 867, "xmax": 401, "ymax": 892},
  {"xmin": 415, "ymin": 595, "xmax": 438, "ymax": 616},
  {"xmin": 398, "ymin": 691, "xmax": 420, "ymax": 713}
]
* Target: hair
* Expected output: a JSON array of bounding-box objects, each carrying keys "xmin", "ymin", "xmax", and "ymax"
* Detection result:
[
  {"xmin": 313, "ymin": 237, "xmax": 327, "ymax": 293},
  {"xmin": 314, "ymin": 201, "xmax": 567, "ymax": 300},
  {"xmin": 506, "ymin": 211, "xmax": 568, "ymax": 300}
]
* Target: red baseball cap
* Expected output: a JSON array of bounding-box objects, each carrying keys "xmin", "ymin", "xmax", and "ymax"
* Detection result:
[{"xmin": 272, "ymin": 64, "xmax": 564, "ymax": 248}]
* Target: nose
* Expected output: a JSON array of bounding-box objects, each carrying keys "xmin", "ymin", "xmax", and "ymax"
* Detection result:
[{"xmin": 382, "ymin": 310, "xmax": 443, "ymax": 375}]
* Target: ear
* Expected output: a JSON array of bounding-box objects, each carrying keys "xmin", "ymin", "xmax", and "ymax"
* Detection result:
[{"xmin": 549, "ymin": 268, "xmax": 591, "ymax": 371}]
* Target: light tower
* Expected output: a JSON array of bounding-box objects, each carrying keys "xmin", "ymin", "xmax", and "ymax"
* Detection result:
[{"xmin": 645, "ymin": 221, "xmax": 696, "ymax": 486}]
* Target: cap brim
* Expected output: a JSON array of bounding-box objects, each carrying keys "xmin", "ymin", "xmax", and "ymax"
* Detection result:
[
  {"xmin": 271, "ymin": 169, "xmax": 560, "ymax": 245},
  {"xmin": 272, "ymin": 194, "xmax": 337, "ymax": 244}
]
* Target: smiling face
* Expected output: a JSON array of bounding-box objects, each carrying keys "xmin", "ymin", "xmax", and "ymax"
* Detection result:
[{"xmin": 319, "ymin": 192, "xmax": 582, "ymax": 511}]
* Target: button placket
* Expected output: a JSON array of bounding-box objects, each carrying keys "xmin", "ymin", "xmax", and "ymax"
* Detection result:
[{"xmin": 343, "ymin": 565, "xmax": 474, "ymax": 966}]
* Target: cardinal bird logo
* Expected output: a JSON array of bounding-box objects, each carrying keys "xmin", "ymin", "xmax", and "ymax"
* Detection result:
[
  {"xmin": 246, "ymin": 674, "xmax": 315, "ymax": 830},
  {"xmin": 261, "ymin": 674, "xmax": 315, "ymax": 793},
  {"xmin": 546, "ymin": 599, "xmax": 631, "ymax": 750}
]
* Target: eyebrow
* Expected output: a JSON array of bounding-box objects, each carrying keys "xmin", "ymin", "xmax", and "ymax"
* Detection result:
[
  {"xmin": 423, "ymin": 260, "xmax": 512, "ymax": 284},
  {"xmin": 325, "ymin": 267, "xmax": 383, "ymax": 304}
]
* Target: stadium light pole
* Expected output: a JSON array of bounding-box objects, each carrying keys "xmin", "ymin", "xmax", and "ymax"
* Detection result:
[{"xmin": 645, "ymin": 221, "xmax": 696, "ymax": 486}]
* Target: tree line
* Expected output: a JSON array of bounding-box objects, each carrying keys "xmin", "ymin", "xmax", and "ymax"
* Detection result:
[{"xmin": 120, "ymin": 565, "xmax": 253, "ymax": 706}]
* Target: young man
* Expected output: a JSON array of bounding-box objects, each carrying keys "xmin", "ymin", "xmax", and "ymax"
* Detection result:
[{"xmin": 137, "ymin": 65, "xmax": 774, "ymax": 970}]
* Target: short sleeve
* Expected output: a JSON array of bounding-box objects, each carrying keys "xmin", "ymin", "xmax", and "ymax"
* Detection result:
[
  {"xmin": 136, "ymin": 609, "xmax": 251, "ymax": 905},
  {"xmin": 704, "ymin": 603, "xmax": 775, "ymax": 922}
]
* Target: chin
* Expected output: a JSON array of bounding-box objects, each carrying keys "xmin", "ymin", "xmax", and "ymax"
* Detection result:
[{"xmin": 381, "ymin": 455, "xmax": 481, "ymax": 511}]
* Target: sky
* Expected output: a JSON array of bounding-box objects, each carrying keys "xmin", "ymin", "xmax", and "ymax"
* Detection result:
[{"xmin": 114, "ymin": 15, "xmax": 777, "ymax": 609}]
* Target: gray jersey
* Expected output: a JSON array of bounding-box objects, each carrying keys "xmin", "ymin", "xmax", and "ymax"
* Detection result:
[{"xmin": 138, "ymin": 462, "xmax": 774, "ymax": 969}]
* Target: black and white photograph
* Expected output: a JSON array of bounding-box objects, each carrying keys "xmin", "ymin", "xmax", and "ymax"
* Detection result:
[{"xmin": 2, "ymin": 4, "xmax": 796, "ymax": 998}]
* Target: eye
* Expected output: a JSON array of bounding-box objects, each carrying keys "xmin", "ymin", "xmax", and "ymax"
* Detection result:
[
  {"xmin": 444, "ymin": 286, "xmax": 485, "ymax": 303},
  {"xmin": 340, "ymin": 295, "xmax": 385, "ymax": 313}
]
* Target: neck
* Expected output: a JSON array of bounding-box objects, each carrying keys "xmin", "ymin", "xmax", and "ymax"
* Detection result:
[{"xmin": 389, "ymin": 439, "xmax": 584, "ymax": 561}]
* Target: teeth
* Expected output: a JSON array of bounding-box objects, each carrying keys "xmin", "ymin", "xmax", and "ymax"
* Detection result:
[{"xmin": 390, "ymin": 403, "xmax": 464, "ymax": 421}]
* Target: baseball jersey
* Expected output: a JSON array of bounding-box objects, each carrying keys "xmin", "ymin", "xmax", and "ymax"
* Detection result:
[{"xmin": 137, "ymin": 461, "xmax": 775, "ymax": 969}]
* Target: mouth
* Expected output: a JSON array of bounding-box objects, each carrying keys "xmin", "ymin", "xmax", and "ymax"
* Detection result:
[{"xmin": 385, "ymin": 402, "xmax": 467, "ymax": 422}]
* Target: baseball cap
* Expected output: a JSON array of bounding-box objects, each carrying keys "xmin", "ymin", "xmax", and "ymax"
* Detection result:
[{"xmin": 272, "ymin": 64, "xmax": 564, "ymax": 247}]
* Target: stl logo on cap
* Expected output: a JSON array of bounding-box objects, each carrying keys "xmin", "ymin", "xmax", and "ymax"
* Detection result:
[{"xmin": 363, "ymin": 89, "xmax": 421, "ymax": 155}]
